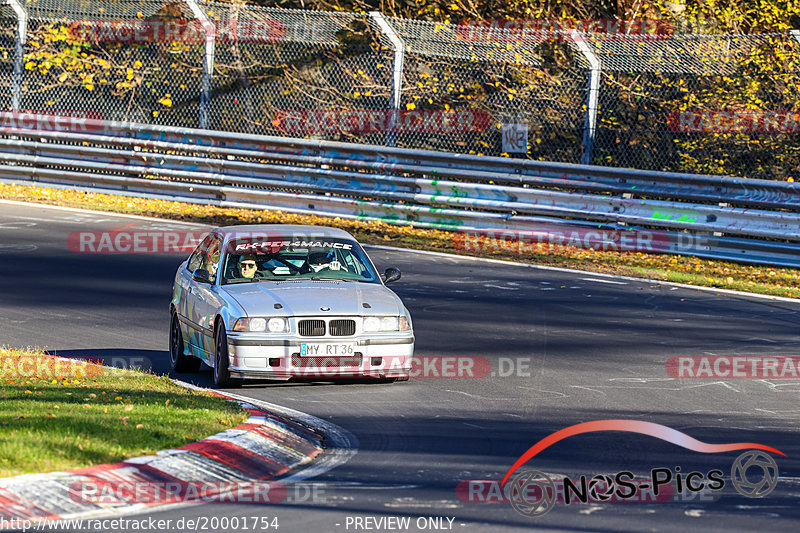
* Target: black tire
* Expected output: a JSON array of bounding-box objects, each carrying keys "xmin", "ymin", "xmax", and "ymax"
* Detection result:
[
  {"xmin": 170, "ymin": 312, "xmax": 200, "ymax": 373},
  {"xmin": 213, "ymin": 325, "xmax": 241, "ymax": 388}
]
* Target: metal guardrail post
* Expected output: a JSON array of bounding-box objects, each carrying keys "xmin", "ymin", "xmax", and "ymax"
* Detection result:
[
  {"xmin": 570, "ymin": 30, "xmax": 600, "ymax": 166},
  {"xmin": 792, "ymin": 29, "xmax": 800, "ymax": 48},
  {"xmin": 7, "ymin": 0, "xmax": 27, "ymax": 111},
  {"xmin": 185, "ymin": 0, "xmax": 215, "ymax": 129},
  {"xmin": 369, "ymin": 12, "xmax": 404, "ymax": 148}
]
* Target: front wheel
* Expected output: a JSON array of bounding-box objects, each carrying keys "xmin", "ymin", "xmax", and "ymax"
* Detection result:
[
  {"xmin": 170, "ymin": 312, "xmax": 200, "ymax": 373},
  {"xmin": 213, "ymin": 326, "xmax": 241, "ymax": 388}
]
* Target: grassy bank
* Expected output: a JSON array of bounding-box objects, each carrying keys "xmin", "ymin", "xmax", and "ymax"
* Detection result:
[
  {"xmin": 1, "ymin": 182, "xmax": 798, "ymax": 299},
  {"xmin": 0, "ymin": 348, "xmax": 248, "ymax": 478}
]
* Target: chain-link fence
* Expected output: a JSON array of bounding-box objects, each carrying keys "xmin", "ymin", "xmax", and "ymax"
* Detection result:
[
  {"xmin": 17, "ymin": 0, "xmax": 205, "ymax": 127},
  {"xmin": 1, "ymin": 2, "xmax": 19, "ymax": 112},
  {"xmin": 203, "ymin": 3, "xmax": 394, "ymax": 144},
  {"xmin": 588, "ymin": 32, "xmax": 800, "ymax": 178},
  {"xmin": 2, "ymin": 1, "xmax": 799, "ymax": 179}
]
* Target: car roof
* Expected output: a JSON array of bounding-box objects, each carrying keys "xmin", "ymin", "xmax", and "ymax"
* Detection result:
[{"xmin": 213, "ymin": 224, "xmax": 356, "ymax": 240}]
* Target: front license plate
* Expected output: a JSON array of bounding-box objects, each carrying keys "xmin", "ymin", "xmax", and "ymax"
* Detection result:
[{"xmin": 300, "ymin": 343, "xmax": 355, "ymax": 357}]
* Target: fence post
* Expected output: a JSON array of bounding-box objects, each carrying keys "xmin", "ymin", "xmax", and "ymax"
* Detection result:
[
  {"xmin": 369, "ymin": 12, "xmax": 404, "ymax": 147},
  {"xmin": 8, "ymin": 0, "xmax": 27, "ymax": 111},
  {"xmin": 185, "ymin": 0, "xmax": 215, "ymax": 129},
  {"xmin": 792, "ymin": 29, "xmax": 800, "ymax": 47},
  {"xmin": 570, "ymin": 30, "xmax": 600, "ymax": 166}
]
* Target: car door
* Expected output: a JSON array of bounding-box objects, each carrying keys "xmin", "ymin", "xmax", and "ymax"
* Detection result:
[{"xmin": 184, "ymin": 233, "xmax": 221, "ymax": 361}]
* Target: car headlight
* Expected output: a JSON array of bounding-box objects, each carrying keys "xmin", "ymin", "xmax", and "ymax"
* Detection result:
[
  {"xmin": 380, "ymin": 317, "xmax": 398, "ymax": 331},
  {"xmin": 363, "ymin": 317, "xmax": 380, "ymax": 332},
  {"xmin": 249, "ymin": 318, "xmax": 267, "ymax": 331},
  {"xmin": 363, "ymin": 316, "xmax": 410, "ymax": 332},
  {"xmin": 233, "ymin": 317, "xmax": 288, "ymax": 333},
  {"xmin": 267, "ymin": 317, "xmax": 288, "ymax": 333}
]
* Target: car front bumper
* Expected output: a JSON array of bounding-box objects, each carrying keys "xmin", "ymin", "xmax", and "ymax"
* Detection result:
[{"xmin": 226, "ymin": 332, "xmax": 414, "ymax": 380}]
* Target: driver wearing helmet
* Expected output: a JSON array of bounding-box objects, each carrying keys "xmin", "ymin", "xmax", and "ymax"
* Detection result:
[{"xmin": 307, "ymin": 250, "xmax": 347, "ymax": 273}]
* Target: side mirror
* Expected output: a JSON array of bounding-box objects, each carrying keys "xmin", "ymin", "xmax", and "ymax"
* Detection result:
[
  {"xmin": 383, "ymin": 267, "xmax": 401, "ymax": 284},
  {"xmin": 192, "ymin": 268, "xmax": 213, "ymax": 284}
]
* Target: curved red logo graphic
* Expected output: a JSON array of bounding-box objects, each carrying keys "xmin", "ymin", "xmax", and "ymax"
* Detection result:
[{"xmin": 501, "ymin": 419, "xmax": 785, "ymax": 486}]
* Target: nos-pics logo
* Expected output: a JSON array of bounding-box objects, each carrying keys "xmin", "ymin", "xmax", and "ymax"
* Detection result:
[{"xmin": 501, "ymin": 420, "xmax": 783, "ymax": 517}]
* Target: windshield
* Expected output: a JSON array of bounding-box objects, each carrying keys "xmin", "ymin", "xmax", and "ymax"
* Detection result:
[{"xmin": 221, "ymin": 237, "xmax": 380, "ymax": 285}]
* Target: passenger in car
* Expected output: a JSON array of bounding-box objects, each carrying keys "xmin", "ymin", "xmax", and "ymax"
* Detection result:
[{"xmin": 308, "ymin": 250, "xmax": 348, "ymax": 272}]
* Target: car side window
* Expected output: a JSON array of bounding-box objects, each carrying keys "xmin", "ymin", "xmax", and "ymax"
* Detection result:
[
  {"xmin": 204, "ymin": 237, "xmax": 221, "ymax": 278},
  {"xmin": 187, "ymin": 234, "xmax": 217, "ymax": 272}
]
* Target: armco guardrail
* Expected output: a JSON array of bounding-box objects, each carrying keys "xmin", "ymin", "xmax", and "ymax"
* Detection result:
[{"xmin": 1, "ymin": 117, "xmax": 799, "ymax": 267}]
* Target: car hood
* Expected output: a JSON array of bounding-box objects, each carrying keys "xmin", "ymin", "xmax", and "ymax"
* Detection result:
[{"xmin": 221, "ymin": 280, "xmax": 403, "ymax": 317}]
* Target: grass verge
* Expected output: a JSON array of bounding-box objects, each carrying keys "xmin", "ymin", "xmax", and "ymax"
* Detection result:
[
  {"xmin": 1, "ymin": 182, "xmax": 799, "ymax": 299},
  {"xmin": 0, "ymin": 348, "xmax": 248, "ymax": 478}
]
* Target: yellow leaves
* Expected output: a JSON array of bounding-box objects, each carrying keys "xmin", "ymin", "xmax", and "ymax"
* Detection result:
[
  {"xmin": 126, "ymin": 68, "xmax": 134, "ymax": 81},
  {"xmin": 133, "ymin": 60, "xmax": 143, "ymax": 69},
  {"xmin": 406, "ymin": 102, "xmax": 416, "ymax": 111},
  {"xmin": 157, "ymin": 94, "xmax": 173, "ymax": 107}
]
